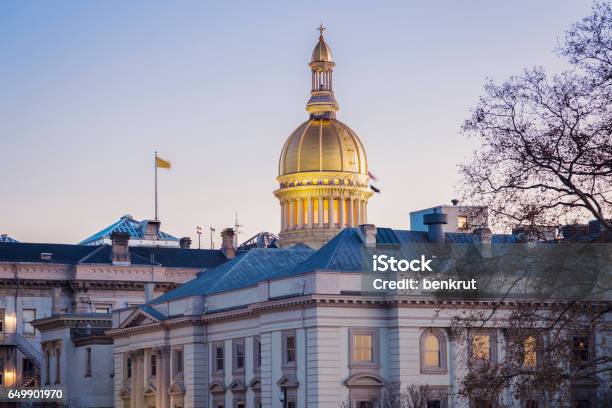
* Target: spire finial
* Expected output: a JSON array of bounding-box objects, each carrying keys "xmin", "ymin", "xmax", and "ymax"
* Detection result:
[{"xmin": 317, "ymin": 23, "xmax": 326, "ymax": 39}]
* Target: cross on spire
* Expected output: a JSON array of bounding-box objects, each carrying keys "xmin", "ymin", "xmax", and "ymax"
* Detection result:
[{"xmin": 317, "ymin": 23, "xmax": 326, "ymax": 38}]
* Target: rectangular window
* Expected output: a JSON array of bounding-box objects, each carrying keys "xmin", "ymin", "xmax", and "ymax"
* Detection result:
[
  {"xmin": 287, "ymin": 401, "xmax": 296, "ymax": 408},
  {"xmin": 526, "ymin": 401, "xmax": 539, "ymax": 408},
  {"xmin": 85, "ymin": 347, "xmax": 92, "ymax": 377},
  {"xmin": 353, "ymin": 334, "xmax": 373, "ymax": 362},
  {"xmin": 126, "ymin": 358, "xmax": 132, "ymax": 379},
  {"xmin": 215, "ymin": 344, "xmax": 224, "ymax": 372},
  {"xmin": 573, "ymin": 337, "xmax": 589, "ymax": 362},
  {"xmin": 150, "ymin": 354, "xmax": 157, "ymax": 376},
  {"xmin": 175, "ymin": 349, "xmax": 183, "ymax": 375},
  {"xmin": 292, "ymin": 200, "xmax": 298, "ymax": 226},
  {"xmin": 343, "ymin": 199, "xmax": 349, "ymax": 225},
  {"xmin": 427, "ymin": 402, "xmax": 441, "ymax": 408},
  {"xmin": 234, "ymin": 340, "xmax": 245, "ymax": 371},
  {"xmin": 457, "ymin": 215, "xmax": 469, "ymax": 230},
  {"xmin": 313, "ymin": 199, "xmax": 319, "ymax": 225},
  {"xmin": 0, "ymin": 359, "xmax": 3, "ymax": 385},
  {"xmin": 574, "ymin": 401, "xmax": 590, "ymax": 408},
  {"xmin": 22, "ymin": 309, "xmax": 36, "ymax": 335},
  {"xmin": 286, "ymin": 334, "xmax": 296, "ymax": 364},
  {"xmin": 524, "ymin": 336, "xmax": 537, "ymax": 367},
  {"xmin": 472, "ymin": 334, "xmax": 491, "ymax": 361},
  {"xmin": 95, "ymin": 307, "xmax": 110, "ymax": 314},
  {"xmin": 357, "ymin": 402, "xmax": 373, "ymax": 408}
]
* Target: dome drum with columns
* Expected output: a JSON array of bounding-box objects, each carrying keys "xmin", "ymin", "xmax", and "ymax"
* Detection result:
[{"xmin": 274, "ymin": 26, "xmax": 373, "ymax": 248}]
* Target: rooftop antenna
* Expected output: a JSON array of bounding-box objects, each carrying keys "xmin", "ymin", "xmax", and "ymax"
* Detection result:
[{"xmin": 234, "ymin": 211, "xmax": 243, "ymax": 247}]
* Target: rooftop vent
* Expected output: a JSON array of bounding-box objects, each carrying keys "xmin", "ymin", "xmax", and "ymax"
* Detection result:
[{"xmin": 40, "ymin": 252, "xmax": 53, "ymax": 261}]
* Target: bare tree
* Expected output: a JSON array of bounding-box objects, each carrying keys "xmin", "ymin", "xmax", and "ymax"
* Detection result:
[
  {"xmin": 339, "ymin": 383, "xmax": 433, "ymax": 408},
  {"xmin": 460, "ymin": 1, "xmax": 612, "ymax": 234}
]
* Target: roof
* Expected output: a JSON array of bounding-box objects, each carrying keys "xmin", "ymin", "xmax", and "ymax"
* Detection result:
[
  {"xmin": 150, "ymin": 244, "xmax": 315, "ymax": 303},
  {"xmin": 0, "ymin": 242, "xmax": 227, "ymax": 269},
  {"xmin": 0, "ymin": 234, "xmax": 18, "ymax": 243},
  {"xmin": 79, "ymin": 215, "xmax": 178, "ymax": 245}
]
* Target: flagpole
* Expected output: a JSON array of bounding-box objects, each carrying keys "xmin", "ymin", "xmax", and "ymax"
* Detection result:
[{"xmin": 154, "ymin": 151, "xmax": 158, "ymax": 220}]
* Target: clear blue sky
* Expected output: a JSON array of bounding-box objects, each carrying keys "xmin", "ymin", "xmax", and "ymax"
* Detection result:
[{"xmin": 0, "ymin": 0, "xmax": 593, "ymax": 245}]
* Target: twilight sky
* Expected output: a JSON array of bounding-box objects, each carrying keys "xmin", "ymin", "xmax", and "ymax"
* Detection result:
[{"xmin": 0, "ymin": 0, "xmax": 593, "ymax": 245}]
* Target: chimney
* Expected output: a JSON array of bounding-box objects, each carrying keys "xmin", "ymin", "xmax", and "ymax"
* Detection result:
[
  {"xmin": 221, "ymin": 228, "xmax": 236, "ymax": 259},
  {"xmin": 111, "ymin": 232, "xmax": 130, "ymax": 265},
  {"xmin": 142, "ymin": 219, "xmax": 161, "ymax": 241},
  {"xmin": 51, "ymin": 287, "xmax": 62, "ymax": 315},
  {"xmin": 451, "ymin": 199, "xmax": 459, "ymax": 206},
  {"xmin": 423, "ymin": 212, "xmax": 448, "ymax": 243},
  {"xmin": 360, "ymin": 224, "xmax": 377, "ymax": 248},
  {"xmin": 144, "ymin": 282, "xmax": 155, "ymax": 303},
  {"xmin": 179, "ymin": 237, "xmax": 192, "ymax": 249},
  {"xmin": 473, "ymin": 227, "xmax": 492, "ymax": 244}
]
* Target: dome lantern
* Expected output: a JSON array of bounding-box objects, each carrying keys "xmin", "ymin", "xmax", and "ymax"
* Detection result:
[{"xmin": 274, "ymin": 27, "xmax": 374, "ymax": 249}]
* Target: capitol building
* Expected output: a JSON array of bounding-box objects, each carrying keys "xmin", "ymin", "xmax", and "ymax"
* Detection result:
[{"xmin": 0, "ymin": 29, "xmax": 608, "ymax": 408}]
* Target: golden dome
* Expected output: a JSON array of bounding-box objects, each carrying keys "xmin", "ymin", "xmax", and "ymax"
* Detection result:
[
  {"xmin": 278, "ymin": 118, "xmax": 367, "ymax": 176},
  {"xmin": 312, "ymin": 37, "xmax": 333, "ymax": 62}
]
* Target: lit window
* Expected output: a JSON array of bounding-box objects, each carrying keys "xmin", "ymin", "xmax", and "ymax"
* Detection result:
[
  {"xmin": 333, "ymin": 198, "xmax": 340, "ymax": 224},
  {"xmin": 457, "ymin": 216, "xmax": 469, "ymax": 230},
  {"xmin": 95, "ymin": 307, "xmax": 110, "ymax": 314},
  {"xmin": 424, "ymin": 334, "xmax": 441, "ymax": 367},
  {"xmin": 323, "ymin": 200, "xmax": 329, "ymax": 223},
  {"xmin": 524, "ymin": 336, "xmax": 537, "ymax": 367},
  {"xmin": 286, "ymin": 335, "xmax": 296, "ymax": 363},
  {"xmin": 313, "ymin": 199, "xmax": 319, "ymax": 225},
  {"xmin": 472, "ymin": 334, "xmax": 491, "ymax": 361},
  {"xmin": 353, "ymin": 334, "xmax": 373, "ymax": 362},
  {"xmin": 22, "ymin": 309, "xmax": 36, "ymax": 335}
]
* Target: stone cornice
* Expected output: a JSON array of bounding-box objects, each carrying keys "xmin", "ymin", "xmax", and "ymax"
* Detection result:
[
  {"xmin": 32, "ymin": 315, "xmax": 112, "ymax": 331},
  {"xmin": 107, "ymin": 315, "xmax": 203, "ymax": 339}
]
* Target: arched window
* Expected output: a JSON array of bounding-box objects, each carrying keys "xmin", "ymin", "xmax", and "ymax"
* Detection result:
[
  {"xmin": 424, "ymin": 333, "xmax": 440, "ymax": 367},
  {"xmin": 420, "ymin": 329, "xmax": 447, "ymax": 374}
]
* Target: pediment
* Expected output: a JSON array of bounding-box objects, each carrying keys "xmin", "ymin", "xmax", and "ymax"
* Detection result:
[
  {"xmin": 345, "ymin": 373, "xmax": 385, "ymax": 388},
  {"xmin": 277, "ymin": 374, "xmax": 299, "ymax": 388},
  {"xmin": 119, "ymin": 386, "xmax": 131, "ymax": 399},
  {"xmin": 143, "ymin": 380, "xmax": 157, "ymax": 396},
  {"xmin": 120, "ymin": 308, "xmax": 161, "ymax": 329},
  {"xmin": 169, "ymin": 381, "xmax": 185, "ymax": 396},
  {"xmin": 209, "ymin": 380, "xmax": 226, "ymax": 394},
  {"xmin": 229, "ymin": 379, "xmax": 246, "ymax": 392},
  {"xmin": 249, "ymin": 377, "xmax": 261, "ymax": 391}
]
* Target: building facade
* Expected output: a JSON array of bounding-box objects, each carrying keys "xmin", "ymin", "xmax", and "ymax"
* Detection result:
[
  {"xmin": 0, "ymin": 217, "xmax": 232, "ymax": 393},
  {"xmin": 109, "ymin": 223, "xmax": 611, "ymax": 408}
]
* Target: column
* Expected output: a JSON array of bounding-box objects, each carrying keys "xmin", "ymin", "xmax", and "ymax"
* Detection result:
[
  {"xmin": 356, "ymin": 199, "xmax": 362, "ymax": 225},
  {"xmin": 308, "ymin": 197, "xmax": 313, "ymax": 228},
  {"xmin": 339, "ymin": 197, "xmax": 345, "ymax": 227},
  {"xmin": 318, "ymin": 197, "xmax": 324, "ymax": 228},
  {"xmin": 327, "ymin": 197, "xmax": 334, "ymax": 228},
  {"xmin": 280, "ymin": 202, "xmax": 286, "ymax": 231},
  {"xmin": 288, "ymin": 199, "xmax": 295, "ymax": 229},
  {"xmin": 347, "ymin": 198, "xmax": 354, "ymax": 227},
  {"xmin": 297, "ymin": 198, "xmax": 304, "ymax": 228},
  {"xmin": 156, "ymin": 347, "xmax": 171, "ymax": 408}
]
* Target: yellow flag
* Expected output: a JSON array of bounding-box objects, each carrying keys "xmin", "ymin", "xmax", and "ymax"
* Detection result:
[{"xmin": 156, "ymin": 156, "xmax": 171, "ymax": 169}]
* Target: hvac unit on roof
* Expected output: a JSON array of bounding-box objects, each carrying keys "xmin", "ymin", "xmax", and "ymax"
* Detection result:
[{"xmin": 40, "ymin": 252, "xmax": 52, "ymax": 261}]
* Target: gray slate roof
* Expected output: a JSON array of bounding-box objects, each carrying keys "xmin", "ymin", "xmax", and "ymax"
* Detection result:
[{"xmin": 150, "ymin": 227, "xmax": 519, "ymax": 304}]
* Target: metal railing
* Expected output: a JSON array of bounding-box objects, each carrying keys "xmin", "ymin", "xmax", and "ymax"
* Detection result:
[{"xmin": 0, "ymin": 333, "xmax": 42, "ymax": 367}]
